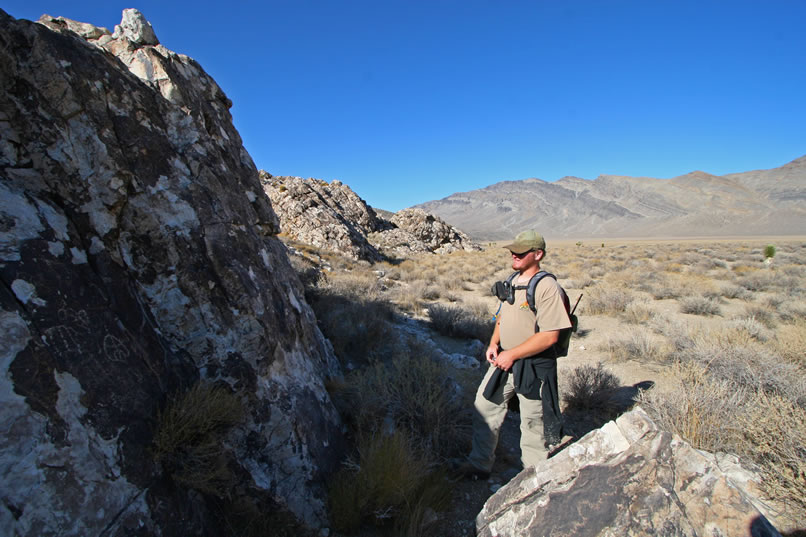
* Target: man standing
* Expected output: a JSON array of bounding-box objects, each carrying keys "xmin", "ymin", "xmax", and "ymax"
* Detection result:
[{"xmin": 458, "ymin": 230, "xmax": 571, "ymax": 478}]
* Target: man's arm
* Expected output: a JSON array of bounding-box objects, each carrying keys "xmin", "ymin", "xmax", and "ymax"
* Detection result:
[
  {"xmin": 493, "ymin": 330, "xmax": 559, "ymax": 371},
  {"xmin": 485, "ymin": 319, "xmax": 502, "ymax": 364}
]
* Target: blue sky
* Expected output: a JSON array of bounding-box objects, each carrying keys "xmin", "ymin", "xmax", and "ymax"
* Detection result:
[{"xmin": 5, "ymin": 1, "xmax": 805, "ymax": 211}]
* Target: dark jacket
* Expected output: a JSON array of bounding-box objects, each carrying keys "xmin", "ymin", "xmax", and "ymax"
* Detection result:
[{"xmin": 483, "ymin": 356, "xmax": 563, "ymax": 446}]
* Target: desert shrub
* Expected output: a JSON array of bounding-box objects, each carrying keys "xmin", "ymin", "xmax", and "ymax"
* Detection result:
[
  {"xmin": 641, "ymin": 362, "xmax": 806, "ymax": 528},
  {"xmin": 583, "ymin": 285, "xmax": 636, "ymax": 315},
  {"xmin": 621, "ymin": 302, "xmax": 653, "ymax": 324},
  {"xmin": 720, "ymin": 284, "xmax": 752, "ymax": 300},
  {"xmin": 639, "ymin": 362, "xmax": 747, "ymax": 452},
  {"xmin": 310, "ymin": 290, "xmax": 396, "ymax": 366},
  {"xmin": 153, "ymin": 382, "xmax": 244, "ymax": 497},
  {"xmin": 328, "ymin": 431, "xmax": 449, "ymax": 533},
  {"xmin": 726, "ymin": 317, "xmax": 771, "ymax": 342},
  {"xmin": 764, "ymin": 244, "xmax": 777, "ymax": 259},
  {"xmin": 773, "ymin": 321, "xmax": 806, "ymax": 366},
  {"xmin": 737, "ymin": 271, "xmax": 776, "ymax": 292},
  {"xmin": 648, "ymin": 281, "xmax": 684, "ymax": 300},
  {"xmin": 674, "ymin": 338, "xmax": 806, "ymax": 405},
  {"xmin": 679, "ymin": 296, "xmax": 721, "ymax": 316},
  {"xmin": 742, "ymin": 304, "xmax": 777, "ymax": 328},
  {"xmin": 422, "ymin": 284, "xmax": 441, "ymax": 300},
  {"xmin": 427, "ymin": 302, "xmax": 492, "ymax": 342},
  {"xmin": 563, "ymin": 363, "xmax": 620, "ymax": 413},
  {"xmin": 602, "ymin": 329, "xmax": 667, "ymax": 362},
  {"xmin": 392, "ymin": 280, "xmax": 430, "ymax": 313},
  {"xmin": 738, "ymin": 391, "xmax": 806, "ymax": 523},
  {"xmin": 333, "ymin": 346, "xmax": 473, "ymax": 459}
]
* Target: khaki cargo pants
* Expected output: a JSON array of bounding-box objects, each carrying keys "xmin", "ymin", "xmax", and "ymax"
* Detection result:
[{"xmin": 467, "ymin": 364, "xmax": 548, "ymax": 472}]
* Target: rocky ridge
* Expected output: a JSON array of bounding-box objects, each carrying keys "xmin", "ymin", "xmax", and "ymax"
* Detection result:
[
  {"xmin": 261, "ymin": 173, "xmax": 480, "ymax": 261},
  {"xmin": 415, "ymin": 156, "xmax": 806, "ymax": 240},
  {"xmin": 1, "ymin": 9, "xmax": 341, "ymax": 535}
]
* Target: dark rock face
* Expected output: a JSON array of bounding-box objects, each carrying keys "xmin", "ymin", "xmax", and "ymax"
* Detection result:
[
  {"xmin": 1, "ymin": 9, "xmax": 341, "ymax": 535},
  {"xmin": 477, "ymin": 407, "xmax": 782, "ymax": 537}
]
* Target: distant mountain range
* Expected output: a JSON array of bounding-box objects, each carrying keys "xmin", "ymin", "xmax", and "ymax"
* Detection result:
[{"xmin": 413, "ymin": 155, "xmax": 806, "ymax": 240}]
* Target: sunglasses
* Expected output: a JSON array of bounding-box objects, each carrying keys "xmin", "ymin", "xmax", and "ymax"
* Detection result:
[{"xmin": 511, "ymin": 250, "xmax": 534, "ymax": 259}]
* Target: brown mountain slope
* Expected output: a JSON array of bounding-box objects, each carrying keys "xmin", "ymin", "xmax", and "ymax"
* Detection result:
[{"xmin": 414, "ymin": 156, "xmax": 806, "ymax": 240}]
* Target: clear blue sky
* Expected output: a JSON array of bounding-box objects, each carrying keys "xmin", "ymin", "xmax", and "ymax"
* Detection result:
[{"xmin": 4, "ymin": 1, "xmax": 805, "ymax": 211}]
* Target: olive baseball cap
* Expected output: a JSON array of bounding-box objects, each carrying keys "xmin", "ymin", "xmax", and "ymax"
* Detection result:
[{"xmin": 503, "ymin": 230, "xmax": 546, "ymax": 254}]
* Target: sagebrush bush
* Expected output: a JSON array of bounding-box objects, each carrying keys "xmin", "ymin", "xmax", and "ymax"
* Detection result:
[
  {"xmin": 583, "ymin": 285, "xmax": 635, "ymax": 315},
  {"xmin": 602, "ymin": 329, "xmax": 667, "ymax": 362},
  {"xmin": 679, "ymin": 296, "xmax": 722, "ymax": 316},
  {"xmin": 153, "ymin": 382, "xmax": 244, "ymax": 497},
  {"xmin": 564, "ymin": 363, "xmax": 620, "ymax": 413},
  {"xmin": 720, "ymin": 283, "xmax": 752, "ymax": 300},
  {"xmin": 738, "ymin": 391, "xmax": 806, "ymax": 524},
  {"xmin": 674, "ymin": 338, "xmax": 806, "ymax": 405},
  {"xmin": 742, "ymin": 304, "xmax": 777, "ymax": 328}
]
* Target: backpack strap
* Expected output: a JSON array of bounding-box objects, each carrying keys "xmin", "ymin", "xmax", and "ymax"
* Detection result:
[{"xmin": 524, "ymin": 271, "xmax": 555, "ymax": 313}]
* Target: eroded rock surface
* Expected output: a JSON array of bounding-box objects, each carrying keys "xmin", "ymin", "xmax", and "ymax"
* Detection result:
[
  {"xmin": 261, "ymin": 174, "xmax": 480, "ymax": 260},
  {"xmin": 477, "ymin": 407, "xmax": 782, "ymax": 537},
  {"xmin": 1, "ymin": 9, "xmax": 341, "ymax": 536}
]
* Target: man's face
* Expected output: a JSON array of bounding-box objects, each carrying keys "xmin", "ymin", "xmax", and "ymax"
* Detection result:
[{"xmin": 510, "ymin": 249, "xmax": 539, "ymax": 271}]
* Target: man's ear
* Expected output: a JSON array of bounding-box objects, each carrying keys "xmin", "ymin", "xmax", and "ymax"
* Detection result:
[{"xmin": 534, "ymin": 249, "xmax": 545, "ymax": 262}]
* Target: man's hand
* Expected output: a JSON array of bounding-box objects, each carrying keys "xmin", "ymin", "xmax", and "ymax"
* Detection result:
[
  {"xmin": 494, "ymin": 350, "xmax": 515, "ymax": 371},
  {"xmin": 485, "ymin": 344, "xmax": 498, "ymax": 364}
]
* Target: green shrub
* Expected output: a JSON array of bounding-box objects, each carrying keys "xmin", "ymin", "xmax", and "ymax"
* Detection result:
[{"xmin": 764, "ymin": 244, "xmax": 776, "ymax": 259}]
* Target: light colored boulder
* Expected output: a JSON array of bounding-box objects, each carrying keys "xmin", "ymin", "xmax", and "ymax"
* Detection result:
[{"xmin": 477, "ymin": 407, "xmax": 782, "ymax": 537}]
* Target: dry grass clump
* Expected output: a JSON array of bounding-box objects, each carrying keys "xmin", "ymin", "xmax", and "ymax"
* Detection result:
[
  {"xmin": 726, "ymin": 317, "xmax": 771, "ymax": 342},
  {"xmin": 772, "ymin": 321, "xmax": 806, "ymax": 366},
  {"xmin": 641, "ymin": 359, "xmax": 806, "ymax": 528},
  {"xmin": 621, "ymin": 302, "xmax": 654, "ymax": 324},
  {"xmin": 679, "ymin": 296, "xmax": 722, "ymax": 316},
  {"xmin": 328, "ymin": 431, "xmax": 449, "ymax": 534},
  {"xmin": 328, "ymin": 347, "xmax": 470, "ymax": 533},
  {"xmin": 720, "ymin": 283, "xmax": 752, "ymax": 300},
  {"xmin": 583, "ymin": 285, "xmax": 636, "ymax": 315},
  {"xmin": 738, "ymin": 391, "xmax": 806, "ymax": 520},
  {"xmin": 153, "ymin": 382, "xmax": 244, "ymax": 497},
  {"xmin": 563, "ymin": 363, "xmax": 620, "ymax": 415},
  {"xmin": 601, "ymin": 328, "xmax": 667, "ymax": 362},
  {"xmin": 639, "ymin": 362, "xmax": 748, "ymax": 452},
  {"xmin": 332, "ymin": 346, "xmax": 473, "ymax": 458},
  {"xmin": 742, "ymin": 304, "xmax": 778, "ymax": 328},
  {"xmin": 390, "ymin": 280, "xmax": 432, "ymax": 313},
  {"xmin": 427, "ymin": 302, "xmax": 493, "ymax": 342},
  {"xmin": 309, "ymin": 290, "xmax": 396, "ymax": 366},
  {"xmin": 737, "ymin": 271, "xmax": 777, "ymax": 292}
]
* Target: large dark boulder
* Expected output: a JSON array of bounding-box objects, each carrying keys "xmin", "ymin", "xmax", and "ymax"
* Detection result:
[{"xmin": 1, "ymin": 9, "xmax": 342, "ymax": 535}]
